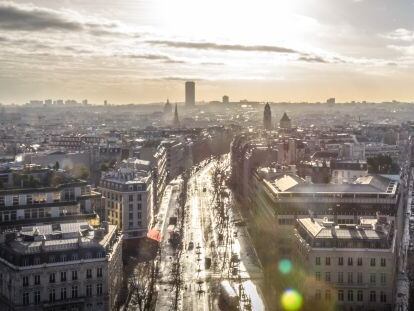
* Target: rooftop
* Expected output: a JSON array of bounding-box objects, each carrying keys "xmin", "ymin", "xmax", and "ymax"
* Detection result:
[
  {"xmin": 270, "ymin": 173, "xmax": 398, "ymax": 195},
  {"xmin": 3, "ymin": 221, "xmax": 118, "ymax": 255},
  {"xmin": 298, "ymin": 217, "xmax": 390, "ymax": 241}
]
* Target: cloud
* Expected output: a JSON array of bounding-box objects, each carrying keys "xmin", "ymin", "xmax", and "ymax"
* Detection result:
[
  {"xmin": 298, "ymin": 55, "xmax": 329, "ymax": 63},
  {"xmin": 0, "ymin": 2, "xmax": 120, "ymax": 35},
  {"xmin": 147, "ymin": 40, "xmax": 299, "ymax": 54},
  {"xmin": 161, "ymin": 76, "xmax": 204, "ymax": 82},
  {"xmin": 0, "ymin": 2, "xmax": 82, "ymax": 31},
  {"xmin": 383, "ymin": 28, "xmax": 414, "ymax": 42},
  {"xmin": 119, "ymin": 54, "xmax": 186, "ymax": 64}
]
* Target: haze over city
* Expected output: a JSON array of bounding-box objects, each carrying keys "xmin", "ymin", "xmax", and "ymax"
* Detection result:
[
  {"xmin": 3, "ymin": 1, "xmax": 414, "ymax": 311},
  {"xmin": 2, "ymin": 0, "xmax": 414, "ymax": 104}
]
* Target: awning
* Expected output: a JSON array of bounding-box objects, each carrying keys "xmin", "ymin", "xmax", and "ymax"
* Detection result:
[{"xmin": 147, "ymin": 229, "xmax": 161, "ymax": 242}]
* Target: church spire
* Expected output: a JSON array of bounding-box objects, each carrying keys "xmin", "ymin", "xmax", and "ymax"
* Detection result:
[
  {"xmin": 263, "ymin": 102, "xmax": 272, "ymax": 130},
  {"xmin": 172, "ymin": 103, "xmax": 180, "ymax": 127}
]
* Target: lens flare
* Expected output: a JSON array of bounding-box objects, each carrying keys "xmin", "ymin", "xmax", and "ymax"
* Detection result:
[
  {"xmin": 281, "ymin": 289, "xmax": 303, "ymax": 311},
  {"xmin": 278, "ymin": 259, "xmax": 293, "ymax": 274}
]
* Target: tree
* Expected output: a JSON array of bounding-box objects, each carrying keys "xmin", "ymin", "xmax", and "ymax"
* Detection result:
[
  {"xmin": 129, "ymin": 262, "xmax": 154, "ymax": 311},
  {"xmin": 100, "ymin": 162, "xmax": 109, "ymax": 172},
  {"xmin": 367, "ymin": 155, "xmax": 400, "ymax": 174}
]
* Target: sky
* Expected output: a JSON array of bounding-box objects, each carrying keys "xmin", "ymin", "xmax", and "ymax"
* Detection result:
[{"xmin": 1, "ymin": 0, "xmax": 414, "ymax": 104}]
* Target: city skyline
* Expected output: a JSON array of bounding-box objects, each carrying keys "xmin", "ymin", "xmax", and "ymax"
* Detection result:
[{"xmin": 1, "ymin": 0, "xmax": 414, "ymax": 104}]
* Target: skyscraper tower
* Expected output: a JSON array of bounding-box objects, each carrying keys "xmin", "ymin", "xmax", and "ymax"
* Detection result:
[
  {"xmin": 173, "ymin": 103, "xmax": 180, "ymax": 128},
  {"xmin": 263, "ymin": 103, "xmax": 272, "ymax": 130},
  {"xmin": 185, "ymin": 81, "xmax": 195, "ymax": 106}
]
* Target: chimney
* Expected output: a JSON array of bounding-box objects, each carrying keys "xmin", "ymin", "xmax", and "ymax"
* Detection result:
[
  {"xmin": 41, "ymin": 235, "xmax": 46, "ymax": 251},
  {"xmin": 102, "ymin": 221, "xmax": 109, "ymax": 233}
]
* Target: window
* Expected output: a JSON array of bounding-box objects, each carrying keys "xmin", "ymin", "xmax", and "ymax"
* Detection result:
[
  {"xmin": 338, "ymin": 290, "xmax": 344, "ymax": 301},
  {"xmin": 71, "ymin": 286, "xmax": 78, "ymax": 298},
  {"xmin": 129, "ymin": 195, "xmax": 133, "ymax": 202},
  {"xmin": 347, "ymin": 272, "xmax": 353, "ymax": 284},
  {"xmin": 315, "ymin": 257, "xmax": 321, "ymax": 265},
  {"xmin": 97, "ymin": 267, "xmax": 103, "ymax": 278},
  {"xmin": 370, "ymin": 291, "xmax": 376, "ymax": 302},
  {"xmin": 370, "ymin": 273, "xmax": 376, "ymax": 284},
  {"xmin": 325, "ymin": 257, "xmax": 331, "ymax": 266},
  {"xmin": 49, "ymin": 273, "xmax": 56, "ymax": 283},
  {"xmin": 347, "ymin": 257, "xmax": 353, "ymax": 266},
  {"xmin": 61, "ymin": 271, "xmax": 67, "ymax": 282},
  {"xmin": 380, "ymin": 273, "xmax": 386, "ymax": 284},
  {"xmin": 60, "ymin": 287, "xmax": 67, "ymax": 300},
  {"xmin": 97, "ymin": 283, "xmax": 103, "ymax": 296},
  {"xmin": 338, "ymin": 257, "xmax": 343, "ymax": 266},
  {"xmin": 380, "ymin": 291, "xmax": 387, "ymax": 303},
  {"xmin": 325, "ymin": 272, "xmax": 331, "ymax": 282},
  {"xmin": 381, "ymin": 258, "xmax": 386, "ymax": 267},
  {"xmin": 357, "ymin": 272, "xmax": 363, "ymax": 284},
  {"xmin": 137, "ymin": 203, "xmax": 142, "ymax": 210},
  {"xmin": 315, "ymin": 289, "xmax": 321, "ymax": 300},
  {"xmin": 325, "ymin": 290, "xmax": 331, "ymax": 301},
  {"xmin": 137, "ymin": 194, "xmax": 142, "ymax": 201},
  {"xmin": 34, "ymin": 275, "xmax": 40, "ymax": 285},
  {"xmin": 23, "ymin": 292, "xmax": 29, "ymax": 305},
  {"xmin": 13, "ymin": 196, "xmax": 19, "ymax": 206},
  {"xmin": 86, "ymin": 284, "xmax": 92, "ymax": 297},
  {"xmin": 23, "ymin": 276, "xmax": 29, "ymax": 287},
  {"xmin": 96, "ymin": 283, "xmax": 102, "ymax": 296},
  {"xmin": 129, "ymin": 204, "xmax": 133, "ymax": 211},
  {"xmin": 370, "ymin": 258, "xmax": 376, "ymax": 267},
  {"xmin": 86, "ymin": 269, "xmax": 92, "ymax": 279},
  {"xmin": 72, "ymin": 270, "xmax": 78, "ymax": 281},
  {"xmin": 34, "ymin": 291, "xmax": 40, "ymax": 305},
  {"xmin": 315, "ymin": 272, "xmax": 321, "ymax": 281},
  {"xmin": 357, "ymin": 257, "xmax": 363, "ymax": 266},
  {"xmin": 338, "ymin": 272, "xmax": 343, "ymax": 284},
  {"xmin": 357, "ymin": 290, "xmax": 363, "ymax": 302},
  {"xmin": 347, "ymin": 290, "xmax": 353, "ymax": 302},
  {"xmin": 49, "ymin": 289, "xmax": 56, "ymax": 302},
  {"xmin": 137, "ymin": 212, "xmax": 142, "ymax": 219}
]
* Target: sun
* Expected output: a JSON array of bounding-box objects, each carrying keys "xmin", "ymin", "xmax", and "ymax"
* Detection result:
[{"xmin": 158, "ymin": 0, "xmax": 304, "ymax": 45}]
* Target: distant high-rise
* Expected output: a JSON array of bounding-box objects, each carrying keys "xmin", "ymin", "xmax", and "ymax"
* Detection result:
[
  {"xmin": 223, "ymin": 95, "xmax": 229, "ymax": 104},
  {"xmin": 327, "ymin": 97, "xmax": 336, "ymax": 104},
  {"xmin": 173, "ymin": 104, "xmax": 180, "ymax": 127},
  {"xmin": 263, "ymin": 103, "xmax": 272, "ymax": 130},
  {"xmin": 280, "ymin": 112, "xmax": 292, "ymax": 129},
  {"xmin": 185, "ymin": 81, "xmax": 195, "ymax": 106}
]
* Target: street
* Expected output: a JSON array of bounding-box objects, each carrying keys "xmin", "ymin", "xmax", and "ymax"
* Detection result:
[{"xmin": 154, "ymin": 157, "xmax": 266, "ymax": 311}]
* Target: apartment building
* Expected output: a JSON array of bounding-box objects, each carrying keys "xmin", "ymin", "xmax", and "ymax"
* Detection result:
[
  {"xmin": 99, "ymin": 159, "xmax": 153, "ymax": 239},
  {"xmin": 249, "ymin": 170, "xmax": 399, "ymax": 261},
  {"xmin": 294, "ymin": 216, "xmax": 395, "ymax": 311},
  {"xmin": 0, "ymin": 221, "xmax": 122, "ymax": 311},
  {"xmin": 0, "ymin": 164, "xmax": 101, "ymax": 231}
]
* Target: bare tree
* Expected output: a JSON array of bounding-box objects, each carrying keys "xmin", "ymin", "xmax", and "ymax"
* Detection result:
[{"xmin": 129, "ymin": 262, "xmax": 154, "ymax": 311}]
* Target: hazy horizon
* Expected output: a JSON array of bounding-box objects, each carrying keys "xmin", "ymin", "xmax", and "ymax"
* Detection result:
[{"xmin": 1, "ymin": 0, "xmax": 414, "ymax": 104}]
